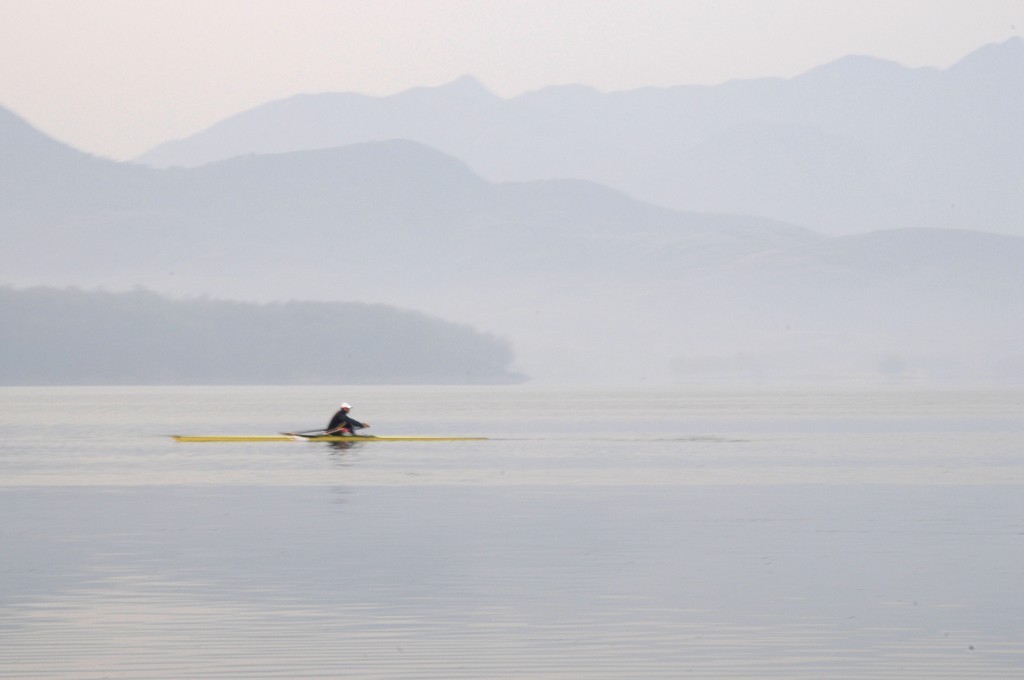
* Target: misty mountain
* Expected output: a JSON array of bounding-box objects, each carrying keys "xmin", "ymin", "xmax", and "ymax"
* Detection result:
[
  {"xmin": 0, "ymin": 287, "xmax": 521, "ymax": 385},
  {"xmin": 0, "ymin": 110, "xmax": 819, "ymax": 297},
  {"xmin": 135, "ymin": 39, "xmax": 1024, "ymax": 238},
  {"xmin": 0, "ymin": 107, "xmax": 146, "ymax": 211},
  {"xmin": 2, "ymin": 111, "xmax": 1021, "ymax": 384}
]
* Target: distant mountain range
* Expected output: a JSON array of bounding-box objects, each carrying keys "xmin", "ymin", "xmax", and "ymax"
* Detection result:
[
  {"xmin": 2, "ymin": 41, "xmax": 1022, "ymax": 384},
  {"xmin": 135, "ymin": 39, "xmax": 1024, "ymax": 238}
]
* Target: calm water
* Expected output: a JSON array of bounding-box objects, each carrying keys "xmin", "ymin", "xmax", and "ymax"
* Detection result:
[{"xmin": 1, "ymin": 385, "xmax": 1022, "ymax": 678}]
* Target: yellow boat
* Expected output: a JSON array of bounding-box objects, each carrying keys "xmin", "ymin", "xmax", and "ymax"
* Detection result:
[{"xmin": 171, "ymin": 434, "xmax": 487, "ymax": 442}]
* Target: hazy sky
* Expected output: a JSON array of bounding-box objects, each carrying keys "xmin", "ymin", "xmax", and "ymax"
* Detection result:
[{"xmin": 1, "ymin": 0, "xmax": 1020, "ymax": 160}]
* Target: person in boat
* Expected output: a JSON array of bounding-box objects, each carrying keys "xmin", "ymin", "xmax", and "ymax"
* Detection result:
[{"xmin": 326, "ymin": 402, "xmax": 369, "ymax": 436}]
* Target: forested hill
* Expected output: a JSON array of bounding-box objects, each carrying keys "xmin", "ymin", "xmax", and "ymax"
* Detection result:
[{"xmin": 0, "ymin": 287, "xmax": 523, "ymax": 385}]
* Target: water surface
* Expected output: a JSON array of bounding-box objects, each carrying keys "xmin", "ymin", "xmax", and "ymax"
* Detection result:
[{"xmin": 2, "ymin": 386, "xmax": 1022, "ymax": 678}]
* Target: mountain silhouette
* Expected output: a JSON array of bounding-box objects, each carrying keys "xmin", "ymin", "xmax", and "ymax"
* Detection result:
[
  {"xmin": 135, "ymin": 39, "xmax": 1024, "ymax": 238},
  {"xmin": 2, "ymin": 96, "xmax": 1022, "ymax": 383}
]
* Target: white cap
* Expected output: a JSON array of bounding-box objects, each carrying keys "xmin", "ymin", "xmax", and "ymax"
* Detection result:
[{"xmin": 340, "ymin": 402, "xmax": 352, "ymax": 409}]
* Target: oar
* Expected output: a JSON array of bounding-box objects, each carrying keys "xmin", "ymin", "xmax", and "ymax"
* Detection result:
[{"xmin": 282, "ymin": 425, "xmax": 372, "ymax": 438}]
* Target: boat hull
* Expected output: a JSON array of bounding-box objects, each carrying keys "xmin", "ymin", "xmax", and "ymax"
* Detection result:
[{"xmin": 171, "ymin": 434, "xmax": 487, "ymax": 442}]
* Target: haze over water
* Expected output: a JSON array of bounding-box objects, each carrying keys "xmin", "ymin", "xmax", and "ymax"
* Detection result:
[
  {"xmin": 2, "ymin": 385, "xmax": 1022, "ymax": 678},
  {"xmin": 3, "ymin": 4, "xmax": 1023, "ymax": 677}
]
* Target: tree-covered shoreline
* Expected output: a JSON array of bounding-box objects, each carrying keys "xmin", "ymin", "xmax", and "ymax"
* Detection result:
[{"xmin": 0, "ymin": 287, "xmax": 524, "ymax": 385}]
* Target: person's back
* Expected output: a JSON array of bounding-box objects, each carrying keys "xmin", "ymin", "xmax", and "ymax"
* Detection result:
[{"xmin": 326, "ymin": 402, "xmax": 368, "ymax": 435}]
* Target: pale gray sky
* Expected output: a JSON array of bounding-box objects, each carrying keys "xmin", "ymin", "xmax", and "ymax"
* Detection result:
[{"xmin": 1, "ymin": 0, "xmax": 1020, "ymax": 160}]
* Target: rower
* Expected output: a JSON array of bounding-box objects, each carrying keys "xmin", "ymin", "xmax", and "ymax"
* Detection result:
[{"xmin": 326, "ymin": 402, "xmax": 370, "ymax": 436}]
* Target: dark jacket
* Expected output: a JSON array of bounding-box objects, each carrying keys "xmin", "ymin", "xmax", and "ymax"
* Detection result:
[{"xmin": 327, "ymin": 409, "xmax": 366, "ymax": 433}]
